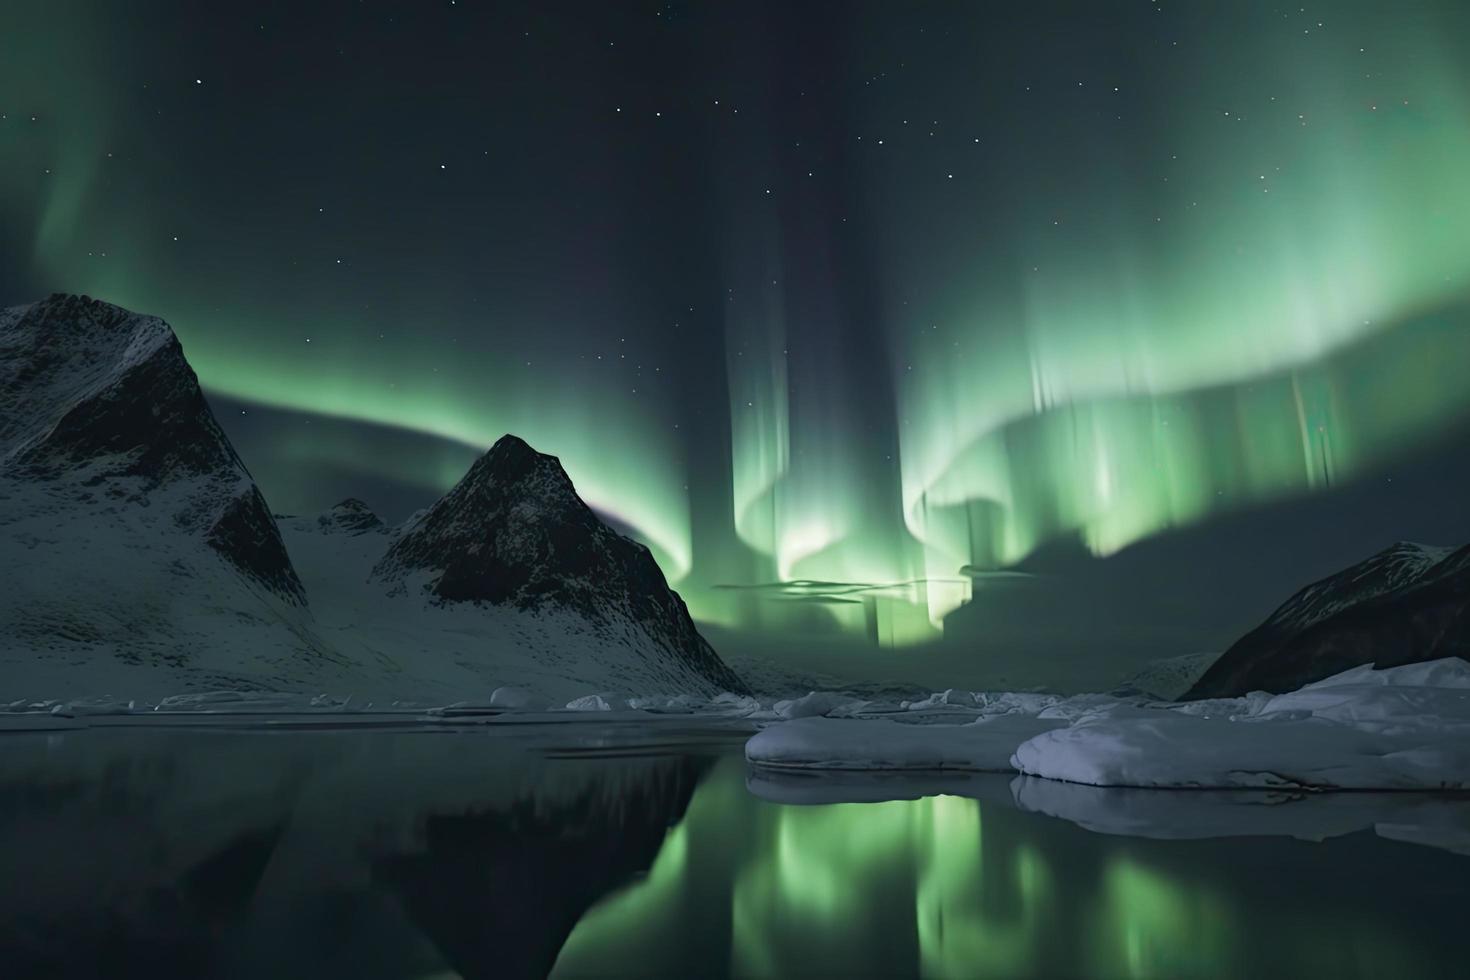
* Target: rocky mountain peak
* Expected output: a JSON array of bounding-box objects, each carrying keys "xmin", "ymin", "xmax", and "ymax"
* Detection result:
[
  {"xmin": 372, "ymin": 434, "xmax": 745, "ymax": 693},
  {"xmin": 456, "ymin": 434, "xmax": 584, "ymax": 511},
  {"xmin": 0, "ymin": 294, "xmax": 304, "ymax": 603}
]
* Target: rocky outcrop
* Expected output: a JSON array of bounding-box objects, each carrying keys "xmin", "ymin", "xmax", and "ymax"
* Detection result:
[
  {"xmin": 1185, "ymin": 542, "xmax": 1470, "ymax": 699},
  {"xmin": 1, "ymin": 293, "xmax": 304, "ymax": 601},
  {"xmin": 373, "ymin": 434, "xmax": 745, "ymax": 694}
]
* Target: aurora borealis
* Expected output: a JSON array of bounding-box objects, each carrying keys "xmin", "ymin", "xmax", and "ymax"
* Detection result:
[{"xmin": 4, "ymin": 0, "xmax": 1470, "ymax": 665}]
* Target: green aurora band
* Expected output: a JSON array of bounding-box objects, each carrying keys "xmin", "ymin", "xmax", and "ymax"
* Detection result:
[
  {"xmin": 5, "ymin": 2, "xmax": 1470, "ymax": 645},
  {"xmin": 717, "ymin": 7, "xmax": 1470, "ymax": 639}
]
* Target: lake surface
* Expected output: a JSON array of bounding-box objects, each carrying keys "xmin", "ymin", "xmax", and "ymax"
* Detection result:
[{"xmin": 2, "ymin": 720, "xmax": 1467, "ymax": 979}]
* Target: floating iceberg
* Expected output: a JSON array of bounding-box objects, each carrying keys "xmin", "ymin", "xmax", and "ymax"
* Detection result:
[{"xmin": 746, "ymin": 659, "xmax": 1470, "ymax": 791}]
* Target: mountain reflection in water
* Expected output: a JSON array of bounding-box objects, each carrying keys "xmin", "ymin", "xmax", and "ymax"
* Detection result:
[{"xmin": 0, "ymin": 725, "xmax": 1467, "ymax": 980}]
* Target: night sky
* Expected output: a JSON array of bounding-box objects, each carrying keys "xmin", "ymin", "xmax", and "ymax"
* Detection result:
[{"xmin": 5, "ymin": 1, "xmax": 1470, "ymax": 686}]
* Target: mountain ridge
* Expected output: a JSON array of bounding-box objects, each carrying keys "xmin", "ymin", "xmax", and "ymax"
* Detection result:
[
  {"xmin": 1186, "ymin": 539, "xmax": 1470, "ymax": 698},
  {"xmin": 0, "ymin": 294, "xmax": 743, "ymax": 700}
]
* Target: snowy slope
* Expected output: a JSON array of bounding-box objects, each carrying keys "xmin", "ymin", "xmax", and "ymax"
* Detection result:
[
  {"xmin": 0, "ymin": 294, "xmax": 355, "ymax": 697},
  {"xmin": 278, "ymin": 499, "xmax": 741, "ymax": 702},
  {"xmin": 1111, "ymin": 651, "xmax": 1218, "ymax": 700},
  {"xmin": 1187, "ymin": 540, "xmax": 1470, "ymax": 698},
  {"xmin": 0, "ymin": 295, "xmax": 744, "ymax": 703},
  {"xmin": 1262, "ymin": 541, "xmax": 1456, "ymax": 634}
]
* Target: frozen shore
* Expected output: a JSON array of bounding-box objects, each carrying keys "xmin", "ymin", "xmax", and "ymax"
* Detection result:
[{"xmin": 745, "ymin": 659, "xmax": 1470, "ymax": 791}]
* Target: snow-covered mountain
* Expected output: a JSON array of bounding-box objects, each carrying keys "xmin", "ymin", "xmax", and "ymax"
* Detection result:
[
  {"xmin": 367, "ymin": 434, "xmax": 745, "ymax": 695},
  {"xmin": 1186, "ymin": 540, "xmax": 1470, "ymax": 698},
  {"xmin": 0, "ymin": 295, "xmax": 743, "ymax": 701},
  {"xmin": 0, "ymin": 294, "xmax": 345, "ymax": 696},
  {"xmin": 277, "ymin": 486, "xmax": 745, "ymax": 700}
]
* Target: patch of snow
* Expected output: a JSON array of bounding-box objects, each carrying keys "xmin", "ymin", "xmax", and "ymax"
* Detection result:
[
  {"xmin": 746, "ymin": 659, "xmax": 1470, "ymax": 791},
  {"xmin": 1267, "ymin": 541, "xmax": 1456, "ymax": 634},
  {"xmin": 565, "ymin": 693, "xmax": 628, "ymax": 712},
  {"xmin": 902, "ymin": 689, "xmax": 975, "ymax": 711},
  {"xmin": 489, "ymin": 686, "xmax": 538, "ymax": 709},
  {"xmin": 771, "ymin": 691, "xmax": 871, "ymax": 719}
]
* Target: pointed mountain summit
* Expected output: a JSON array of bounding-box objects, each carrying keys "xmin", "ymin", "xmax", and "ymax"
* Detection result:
[
  {"xmin": 1186, "ymin": 540, "xmax": 1470, "ymax": 699},
  {"xmin": 0, "ymin": 295, "xmax": 740, "ymax": 701},
  {"xmin": 2, "ymin": 294, "xmax": 303, "ymax": 600},
  {"xmin": 373, "ymin": 434, "xmax": 745, "ymax": 693},
  {"xmin": 0, "ymin": 294, "xmax": 334, "ymax": 695}
]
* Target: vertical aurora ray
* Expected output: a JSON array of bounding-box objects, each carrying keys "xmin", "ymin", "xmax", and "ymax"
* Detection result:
[
  {"xmin": 875, "ymin": 5, "xmax": 1470, "ymax": 616},
  {"xmin": 716, "ymin": 138, "xmax": 956, "ymax": 644},
  {"xmin": 5, "ymin": 1, "xmax": 1470, "ymax": 647},
  {"xmin": 725, "ymin": 262, "xmax": 791, "ymax": 565}
]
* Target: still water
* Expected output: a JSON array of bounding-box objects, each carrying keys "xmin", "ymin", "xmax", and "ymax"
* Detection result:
[{"xmin": 1, "ymin": 721, "xmax": 1466, "ymax": 979}]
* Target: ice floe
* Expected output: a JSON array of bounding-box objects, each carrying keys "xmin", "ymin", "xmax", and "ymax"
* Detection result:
[{"xmin": 746, "ymin": 659, "xmax": 1470, "ymax": 791}]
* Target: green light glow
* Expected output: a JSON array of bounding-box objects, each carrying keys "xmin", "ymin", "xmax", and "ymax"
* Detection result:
[
  {"xmin": 7, "ymin": 2, "xmax": 1470, "ymax": 645},
  {"xmin": 550, "ymin": 760, "xmax": 1440, "ymax": 978},
  {"xmin": 1087, "ymin": 859, "xmax": 1232, "ymax": 980},
  {"xmin": 188, "ymin": 344, "xmax": 698, "ymax": 582}
]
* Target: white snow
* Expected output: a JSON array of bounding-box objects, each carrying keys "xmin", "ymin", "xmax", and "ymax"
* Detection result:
[
  {"xmin": 1271, "ymin": 541, "xmax": 1457, "ymax": 633},
  {"xmin": 771, "ymin": 691, "xmax": 872, "ymax": 719},
  {"xmin": 2, "ymin": 297, "xmax": 747, "ymax": 705},
  {"xmin": 746, "ymin": 659, "xmax": 1470, "ymax": 791},
  {"xmin": 274, "ymin": 512, "xmax": 737, "ymax": 704},
  {"xmin": 565, "ymin": 693, "xmax": 626, "ymax": 711},
  {"xmin": 489, "ymin": 686, "xmax": 539, "ymax": 708}
]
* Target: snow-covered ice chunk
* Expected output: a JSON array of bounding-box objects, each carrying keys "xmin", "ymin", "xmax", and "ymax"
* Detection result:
[
  {"xmin": 1011, "ymin": 707, "xmax": 1466, "ymax": 789},
  {"xmin": 745, "ymin": 659, "xmax": 1470, "ymax": 791},
  {"xmin": 902, "ymin": 689, "xmax": 975, "ymax": 711},
  {"xmin": 564, "ymin": 692, "xmax": 630, "ymax": 712},
  {"xmin": 771, "ymin": 691, "xmax": 871, "ymax": 719},
  {"xmin": 489, "ymin": 686, "xmax": 537, "ymax": 709},
  {"xmin": 1292, "ymin": 658, "xmax": 1470, "ymax": 691},
  {"xmin": 1012, "ymin": 660, "xmax": 1470, "ymax": 790},
  {"xmin": 974, "ymin": 691, "xmax": 1060, "ymax": 715}
]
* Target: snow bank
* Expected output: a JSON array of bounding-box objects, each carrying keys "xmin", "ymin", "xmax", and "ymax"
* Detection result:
[
  {"xmin": 771, "ymin": 691, "xmax": 872, "ymax": 719},
  {"xmin": 745, "ymin": 659, "xmax": 1470, "ymax": 791},
  {"xmin": 1014, "ymin": 660, "xmax": 1470, "ymax": 789},
  {"xmin": 1011, "ymin": 706, "xmax": 1470, "ymax": 789}
]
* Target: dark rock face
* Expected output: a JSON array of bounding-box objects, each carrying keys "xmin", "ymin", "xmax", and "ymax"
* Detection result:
[
  {"xmin": 373, "ymin": 434, "xmax": 745, "ymax": 693},
  {"xmin": 0, "ymin": 293, "xmax": 304, "ymax": 603},
  {"xmin": 316, "ymin": 498, "xmax": 385, "ymax": 535},
  {"xmin": 1185, "ymin": 542, "xmax": 1470, "ymax": 699}
]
